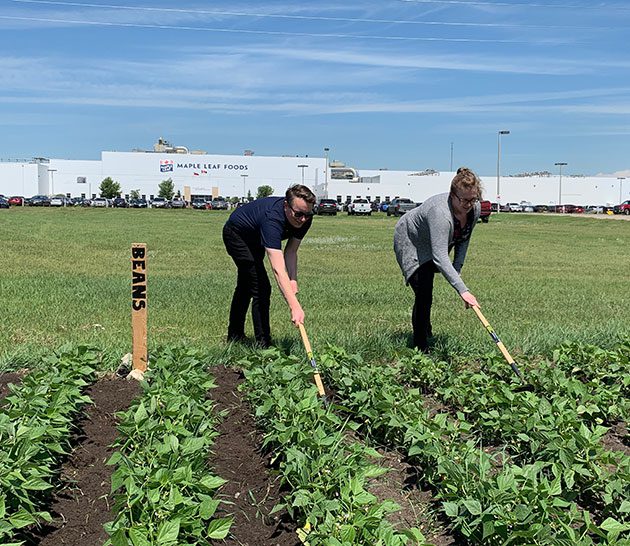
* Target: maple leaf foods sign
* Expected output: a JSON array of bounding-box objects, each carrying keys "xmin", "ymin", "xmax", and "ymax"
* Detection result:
[{"xmin": 159, "ymin": 160, "xmax": 248, "ymax": 175}]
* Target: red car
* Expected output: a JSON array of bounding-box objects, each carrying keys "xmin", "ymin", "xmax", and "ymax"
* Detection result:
[
  {"xmin": 480, "ymin": 200, "xmax": 492, "ymax": 223},
  {"xmin": 8, "ymin": 196, "xmax": 24, "ymax": 206}
]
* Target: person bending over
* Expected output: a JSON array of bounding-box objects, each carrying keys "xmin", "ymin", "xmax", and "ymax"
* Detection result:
[
  {"xmin": 393, "ymin": 167, "xmax": 482, "ymax": 351},
  {"xmin": 222, "ymin": 184, "xmax": 316, "ymax": 347}
]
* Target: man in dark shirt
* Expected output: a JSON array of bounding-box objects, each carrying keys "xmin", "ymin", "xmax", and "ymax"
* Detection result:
[{"xmin": 222, "ymin": 184, "xmax": 316, "ymax": 347}]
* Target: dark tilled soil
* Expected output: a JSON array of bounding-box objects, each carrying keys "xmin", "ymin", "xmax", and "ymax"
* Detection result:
[
  {"xmin": 0, "ymin": 371, "xmax": 24, "ymax": 401},
  {"xmin": 602, "ymin": 421, "xmax": 630, "ymax": 456},
  {"xmin": 210, "ymin": 366, "xmax": 300, "ymax": 546},
  {"xmin": 367, "ymin": 446, "xmax": 455, "ymax": 546},
  {"xmin": 27, "ymin": 374, "xmax": 140, "ymax": 546}
]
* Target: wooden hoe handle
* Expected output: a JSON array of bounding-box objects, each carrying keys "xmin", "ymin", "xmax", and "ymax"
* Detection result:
[
  {"xmin": 298, "ymin": 323, "xmax": 327, "ymax": 398},
  {"xmin": 471, "ymin": 306, "xmax": 524, "ymax": 382}
]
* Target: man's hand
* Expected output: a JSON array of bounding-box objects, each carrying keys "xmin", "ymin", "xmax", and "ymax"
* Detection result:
[
  {"xmin": 289, "ymin": 280, "xmax": 299, "ymax": 295},
  {"xmin": 290, "ymin": 303, "xmax": 305, "ymax": 325},
  {"xmin": 460, "ymin": 291, "xmax": 479, "ymax": 309}
]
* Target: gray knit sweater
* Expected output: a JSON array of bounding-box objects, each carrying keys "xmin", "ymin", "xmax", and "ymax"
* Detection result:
[{"xmin": 393, "ymin": 193, "xmax": 480, "ymax": 294}]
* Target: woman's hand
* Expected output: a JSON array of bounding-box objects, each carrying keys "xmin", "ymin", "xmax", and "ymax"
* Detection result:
[{"xmin": 460, "ymin": 291, "xmax": 479, "ymax": 309}]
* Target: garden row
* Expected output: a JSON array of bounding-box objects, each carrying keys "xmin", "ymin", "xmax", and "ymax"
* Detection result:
[
  {"xmin": 0, "ymin": 347, "xmax": 233, "ymax": 545},
  {"xmin": 312, "ymin": 343, "xmax": 629, "ymax": 544}
]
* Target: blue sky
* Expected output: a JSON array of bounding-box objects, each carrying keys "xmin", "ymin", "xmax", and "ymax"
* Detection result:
[{"xmin": 1, "ymin": 0, "xmax": 629, "ymax": 175}]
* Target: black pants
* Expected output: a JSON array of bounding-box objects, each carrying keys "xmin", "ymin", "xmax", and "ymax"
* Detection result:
[
  {"xmin": 222, "ymin": 223, "xmax": 272, "ymax": 347},
  {"xmin": 408, "ymin": 261, "xmax": 438, "ymax": 351}
]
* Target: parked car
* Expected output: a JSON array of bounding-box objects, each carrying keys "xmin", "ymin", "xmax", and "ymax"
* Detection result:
[
  {"xmin": 386, "ymin": 198, "xmax": 416, "ymax": 217},
  {"xmin": 0, "ymin": 197, "xmax": 9, "ymax": 209},
  {"xmin": 170, "ymin": 197, "xmax": 187, "ymax": 208},
  {"xmin": 506, "ymin": 202, "xmax": 523, "ymax": 212},
  {"xmin": 50, "ymin": 195, "xmax": 71, "ymax": 207},
  {"xmin": 151, "ymin": 197, "xmax": 169, "ymax": 208},
  {"xmin": 380, "ymin": 202, "xmax": 390, "ymax": 212},
  {"xmin": 192, "ymin": 199, "xmax": 207, "ymax": 210},
  {"xmin": 520, "ymin": 201, "xmax": 534, "ymax": 212},
  {"xmin": 347, "ymin": 198, "xmax": 372, "ymax": 216},
  {"xmin": 479, "ymin": 200, "xmax": 492, "ymax": 223},
  {"xmin": 613, "ymin": 200, "xmax": 630, "ymax": 215},
  {"xmin": 534, "ymin": 204, "xmax": 549, "ymax": 213},
  {"xmin": 585, "ymin": 205, "xmax": 605, "ymax": 214},
  {"xmin": 210, "ymin": 199, "xmax": 229, "ymax": 210},
  {"xmin": 130, "ymin": 198, "xmax": 148, "ymax": 208},
  {"xmin": 573, "ymin": 205, "xmax": 585, "ymax": 214},
  {"xmin": 315, "ymin": 198, "xmax": 338, "ymax": 216},
  {"xmin": 29, "ymin": 195, "xmax": 51, "ymax": 206},
  {"xmin": 8, "ymin": 196, "xmax": 24, "ymax": 206},
  {"xmin": 91, "ymin": 197, "xmax": 109, "ymax": 207},
  {"xmin": 112, "ymin": 197, "xmax": 128, "ymax": 208}
]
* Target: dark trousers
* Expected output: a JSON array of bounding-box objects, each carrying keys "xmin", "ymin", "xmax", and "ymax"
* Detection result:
[
  {"xmin": 408, "ymin": 261, "xmax": 438, "ymax": 351},
  {"xmin": 222, "ymin": 223, "xmax": 272, "ymax": 347}
]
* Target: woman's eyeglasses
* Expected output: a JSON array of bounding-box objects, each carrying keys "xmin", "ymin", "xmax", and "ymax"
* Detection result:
[
  {"xmin": 289, "ymin": 204, "xmax": 314, "ymax": 219},
  {"xmin": 454, "ymin": 193, "xmax": 479, "ymax": 206}
]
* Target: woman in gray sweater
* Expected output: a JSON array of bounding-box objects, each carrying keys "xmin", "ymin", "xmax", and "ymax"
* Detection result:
[{"xmin": 393, "ymin": 167, "xmax": 481, "ymax": 351}]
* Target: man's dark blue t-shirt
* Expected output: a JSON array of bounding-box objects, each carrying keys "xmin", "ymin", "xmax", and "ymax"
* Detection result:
[{"xmin": 225, "ymin": 197, "xmax": 312, "ymax": 250}]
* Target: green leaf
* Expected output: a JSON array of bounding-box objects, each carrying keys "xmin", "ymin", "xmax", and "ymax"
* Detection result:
[
  {"xmin": 199, "ymin": 498, "xmax": 219, "ymax": 519},
  {"xmin": 156, "ymin": 518, "xmax": 180, "ymax": 544},
  {"xmin": 600, "ymin": 517, "xmax": 630, "ymax": 541},
  {"xmin": 199, "ymin": 475, "xmax": 227, "ymax": 491},
  {"xmin": 463, "ymin": 499, "xmax": 482, "ymax": 516},
  {"xmin": 443, "ymin": 502, "xmax": 459, "ymax": 517},
  {"xmin": 129, "ymin": 526, "xmax": 152, "ymax": 546},
  {"xmin": 109, "ymin": 528, "xmax": 128, "ymax": 546},
  {"xmin": 134, "ymin": 402, "xmax": 148, "ymax": 424},
  {"xmin": 207, "ymin": 517, "xmax": 232, "ymax": 539},
  {"xmin": 9, "ymin": 508, "xmax": 37, "ymax": 529}
]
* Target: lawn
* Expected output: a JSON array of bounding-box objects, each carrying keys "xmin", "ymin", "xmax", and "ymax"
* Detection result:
[{"xmin": 0, "ymin": 207, "xmax": 628, "ymax": 368}]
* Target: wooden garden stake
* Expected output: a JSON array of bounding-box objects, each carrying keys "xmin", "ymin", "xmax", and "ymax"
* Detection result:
[{"xmin": 129, "ymin": 243, "xmax": 148, "ymax": 380}]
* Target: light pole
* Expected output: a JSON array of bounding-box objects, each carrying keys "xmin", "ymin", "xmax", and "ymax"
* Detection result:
[
  {"xmin": 324, "ymin": 148, "xmax": 330, "ymax": 195},
  {"xmin": 555, "ymin": 162, "xmax": 567, "ymax": 211},
  {"xmin": 496, "ymin": 130, "xmax": 510, "ymax": 213},
  {"xmin": 47, "ymin": 168, "xmax": 57, "ymax": 196},
  {"xmin": 618, "ymin": 177, "xmax": 625, "ymax": 203},
  {"xmin": 297, "ymin": 164, "xmax": 308, "ymax": 185},
  {"xmin": 21, "ymin": 164, "xmax": 25, "ymax": 203},
  {"xmin": 450, "ymin": 142, "xmax": 453, "ymax": 172},
  {"xmin": 241, "ymin": 174, "xmax": 248, "ymax": 202}
]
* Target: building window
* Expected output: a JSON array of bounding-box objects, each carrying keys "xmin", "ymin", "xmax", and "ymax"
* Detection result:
[
  {"xmin": 375, "ymin": 196, "xmax": 381, "ymax": 202},
  {"xmin": 336, "ymin": 195, "xmax": 342, "ymax": 203}
]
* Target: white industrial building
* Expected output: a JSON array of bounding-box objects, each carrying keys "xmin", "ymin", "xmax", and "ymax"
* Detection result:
[{"xmin": 0, "ymin": 147, "xmax": 627, "ymax": 207}]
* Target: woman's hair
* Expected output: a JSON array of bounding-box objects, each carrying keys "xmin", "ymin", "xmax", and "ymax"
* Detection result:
[
  {"xmin": 450, "ymin": 167, "xmax": 482, "ymax": 198},
  {"xmin": 286, "ymin": 184, "xmax": 316, "ymax": 206}
]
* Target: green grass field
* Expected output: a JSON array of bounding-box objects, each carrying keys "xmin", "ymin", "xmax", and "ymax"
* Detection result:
[{"xmin": 0, "ymin": 207, "xmax": 628, "ymax": 369}]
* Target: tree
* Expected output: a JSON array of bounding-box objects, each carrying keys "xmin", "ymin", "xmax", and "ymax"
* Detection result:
[
  {"xmin": 229, "ymin": 196, "xmax": 240, "ymax": 205},
  {"xmin": 247, "ymin": 189, "xmax": 253, "ymax": 202},
  {"xmin": 129, "ymin": 189, "xmax": 140, "ymax": 200},
  {"xmin": 100, "ymin": 177, "xmax": 121, "ymax": 199},
  {"xmin": 256, "ymin": 185, "xmax": 274, "ymax": 199},
  {"xmin": 158, "ymin": 178, "xmax": 175, "ymax": 200}
]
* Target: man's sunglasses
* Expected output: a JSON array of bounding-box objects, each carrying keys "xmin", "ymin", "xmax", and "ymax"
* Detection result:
[{"xmin": 288, "ymin": 204, "xmax": 314, "ymax": 219}]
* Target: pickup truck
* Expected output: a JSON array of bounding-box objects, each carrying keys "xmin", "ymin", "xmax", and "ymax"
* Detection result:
[
  {"xmin": 613, "ymin": 200, "xmax": 630, "ymax": 215},
  {"xmin": 480, "ymin": 200, "xmax": 492, "ymax": 223},
  {"xmin": 386, "ymin": 198, "xmax": 416, "ymax": 217},
  {"xmin": 347, "ymin": 198, "xmax": 372, "ymax": 216}
]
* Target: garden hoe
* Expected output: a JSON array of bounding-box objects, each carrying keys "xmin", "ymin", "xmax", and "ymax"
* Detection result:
[
  {"xmin": 297, "ymin": 323, "xmax": 329, "ymax": 405},
  {"xmin": 471, "ymin": 306, "xmax": 534, "ymax": 392}
]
